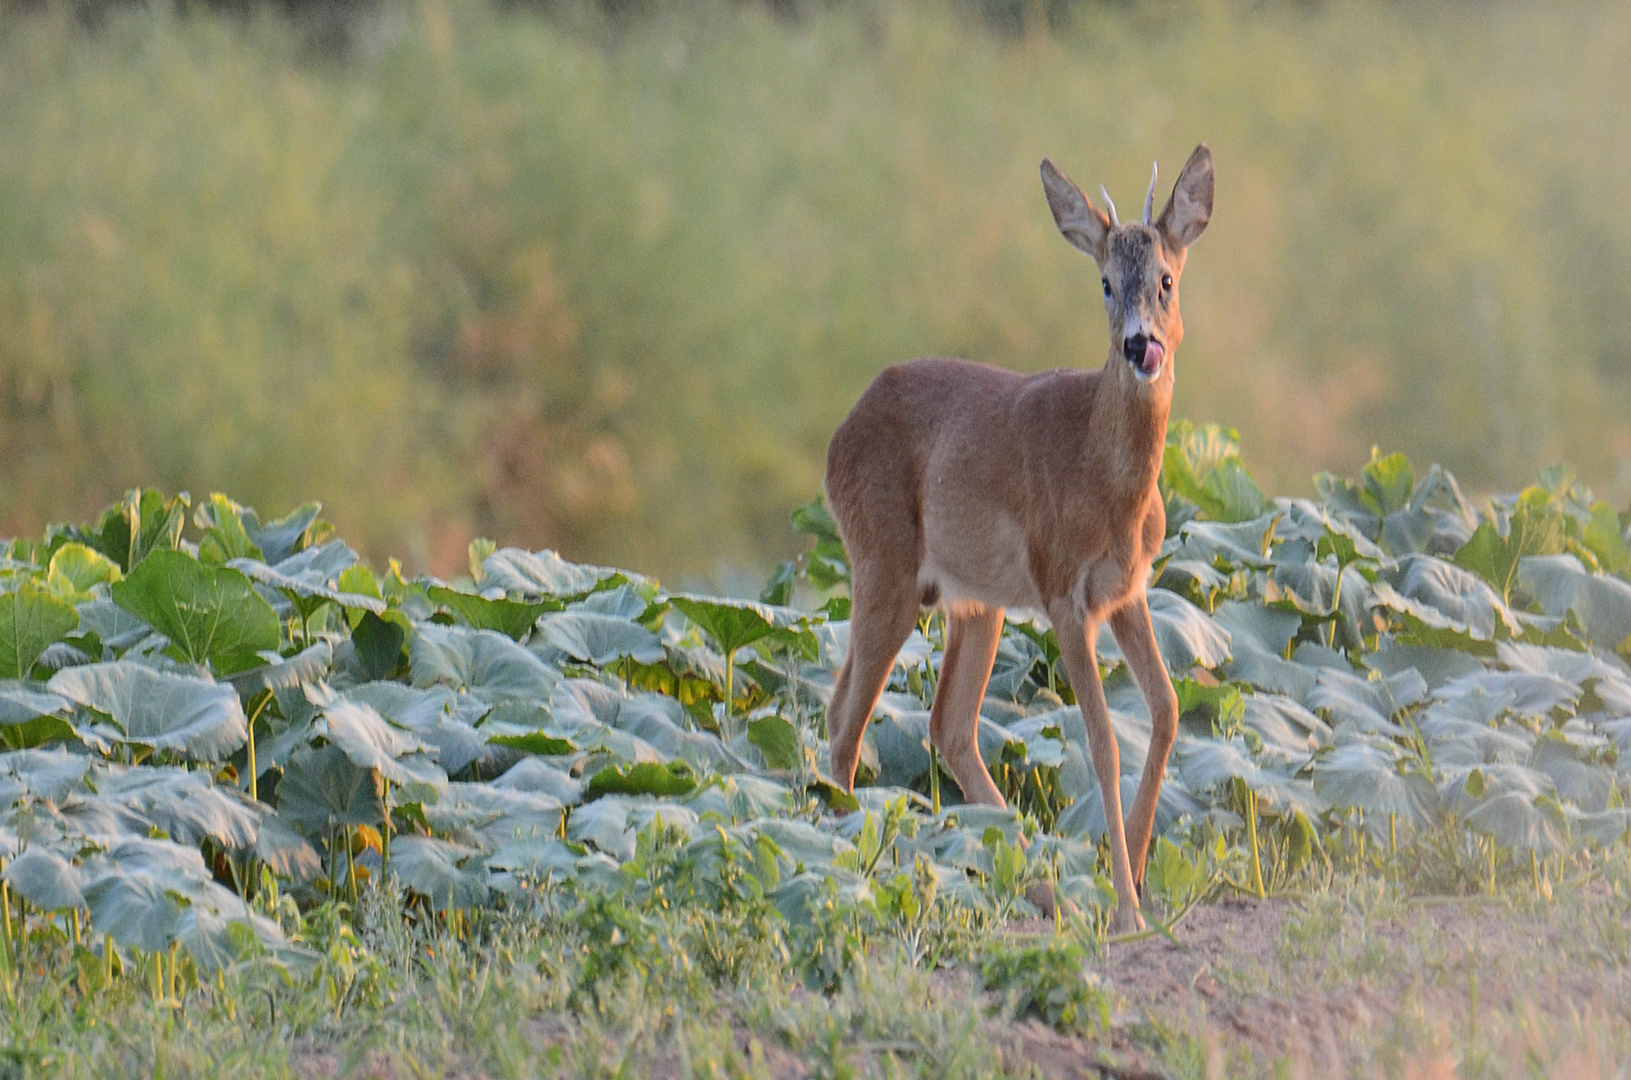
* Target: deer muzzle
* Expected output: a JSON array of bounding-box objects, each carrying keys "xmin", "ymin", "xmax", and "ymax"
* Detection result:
[{"xmin": 1123, "ymin": 333, "xmax": 1166, "ymax": 381}]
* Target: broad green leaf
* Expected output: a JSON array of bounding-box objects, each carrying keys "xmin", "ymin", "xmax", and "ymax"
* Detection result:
[
  {"xmin": 1362, "ymin": 452, "xmax": 1415, "ymax": 517},
  {"xmin": 490, "ymin": 757, "xmax": 583, "ymax": 805},
  {"xmin": 277, "ymin": 744, "xmax": 385, "ymax": 833},
  {"xmin": 1307, "ymin": 666, "xmax": 1427, "ymax": 738},
  {"xmin": 586, "ymin": 759, "xmax": 697, "ymax": 800},
  {"xmin": 486, "ymin": 730, "xmax": 576, "ymax": 758},
  {"xmin": 387, "ymin": 836, "xmax": 489, "ymax": 911},
  {"xmin": 1241, "ymin": 695, "xmax": 1329, "ymax": 762},
  {"xmin": 46, "ymin": 543, "xmax": 122, "ymax": 601},
  {"xmin": 48, "ymin": 662, "xmax": 248, "ymax": 761},
  {"xmin": 747, "ymin": 715, "xmax": 801, "ymax": 770},
  {"xmin": 1162, "ymin": 420, "xmax": 1264, "ymax": 521},
  {"xmin": 98, "ymin": 490, "xmax": 189, "ymax": 572},
  {"xmin": 1455, "ymin": 488, "xmax": 1569, "ymax": 602},
  {"xmin": 1372, "ymin": 555, "xmax": 1520, "ymax": 641},
  {"xmin": 1174, "ymin": 735, "xmax": 1311, "ymax": 811},
  {"xmin": 0, "ymin": 582, "xmax": 80, "ymax": 679},
  {"xmin": 1172, "ymin": 516, "xmax": 1280, "ymax": 569},
  {"xmin": 0, "ymin": 747, "xmax": 92, "ymax": 802},
  {"xmin": 1434, "ymin": 670, "xmax": 1578, "ymax": 721},
  {"xmin": 410, "ymin": 624, "xmax": 561, "ymax": 703},
  {"xmin": 110, "ymin": 550, "xmax": 280, "ymax": 672},
  {"xmin": 321, "ymin": 700, "xmax": 446, "ymax": 789},
  {"xmin": 670, "ymin": 594, "xmax": 810, "ymax": 658},
  {"xmin": 227, "ymin": 641, "xmax": 333, "ymax": 698},
  {"xmin": 83, "ymin": 863, "xmax": 189, "ymax": 951},
  {"xmin": 1517, "ymin": 554, "xmax": 1631, "ymax": 650},
  {"xmin": 2, "ymin": 846, "xmax": 86, "ymax": 911},
  {"xmin": 239, "ymin": 502, "xmax": 323, "ymax": 565},
  {"xmin": 1362, "ymin": 635, "xmax": 1486, "ymax": 691},
  {"xmin": 481, "ymin": 548, "xmax": 618, "ymax": 600},
  {"xmin": 1461, "ymin": 790, "xmax": 1570, "ymax": 854},
  {"xmin": 536, "ymin": 611, "xmax": 664, "ymax": 666},
  {"xmin": 95, "ymin": 764, "xmax": 263, "ymax": 848},
  {"xmin": 254, "ymin": 813, "xmax": 322, "ymax": 882},
  {"xmin": 426, "ymin": 585, "xmax": 556, "ymax": 640},
  {"xmin": 1529, "ymin": 733, "xmax": 1614, "ymax": 811},
  {"xmin": 194, "ymin": 494, "xmax": 264, "ymax": 564},
  {"xmin": 420, "ymin": 783, "xmax": 564, "ymax": 846},
  {"xmin": 1313, "ymin": 740, "xmax": 1438, "ymax": 823},
  {"xmin": 175, "ymin": 899, "xmax": 309, "ymax": 978},
  {"xmin": 552, "ymin": 680, "xmax": 739, "ymax": 772},
  {"xmin": 230, "ymin": 541, "xmax": 385, "ymax": 616},
  {"xmin": 1583, "ymin": 502, "xmax": 1631, "ymax": 577},
  {"xmin": 74, "ymin": 597, "xmax": 153, "ymax": 653},
  {"xmin": 351, "ymin": 611, "xmax": 407, "ymax": 681}
]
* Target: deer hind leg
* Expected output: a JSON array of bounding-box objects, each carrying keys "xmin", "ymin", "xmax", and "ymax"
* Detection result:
[
  {"xmin": 1109, "ymin": 593, "xmax": 1178, "ymax": 890},
  {"xmin": 928, "ymin": 604, "xmax": 1006, "ymax": 806},
  {"xmin": 827, "ymin": 568, "xmax": 920, "ymax": 792}
]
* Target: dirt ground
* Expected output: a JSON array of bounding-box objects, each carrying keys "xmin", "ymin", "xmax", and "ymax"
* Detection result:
[{"xmin": 291, "ymin": 890, "xmax": 1631, "ymax": 1080}]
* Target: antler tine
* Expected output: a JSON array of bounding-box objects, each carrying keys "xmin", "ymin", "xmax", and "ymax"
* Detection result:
[
  {"xmin": 1143, "ymin": 161, "xmax": 1158, "ymax": 225},
  {"xmin": 1099, "ymin": 185, "xmax": 1120, "ymax": 228}
]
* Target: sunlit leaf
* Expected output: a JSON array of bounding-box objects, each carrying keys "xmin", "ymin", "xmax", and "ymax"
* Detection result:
[
  {"xmin": 111, "ymin": 550, "xmax": 280, "ymax": 672},
  {"xmin": 0, "ymin": 582, "xmax": 80, "ymax": 680}
]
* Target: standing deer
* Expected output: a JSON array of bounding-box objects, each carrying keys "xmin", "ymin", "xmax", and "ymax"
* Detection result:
[{"xmin": 823, "ymin": 145, "xmax": 1213, "ymax": 933}]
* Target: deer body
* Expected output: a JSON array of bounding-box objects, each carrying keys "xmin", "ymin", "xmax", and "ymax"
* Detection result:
[{"xmin": 823, "ymin": 146, "xmax": 1213, "ymax": 933}]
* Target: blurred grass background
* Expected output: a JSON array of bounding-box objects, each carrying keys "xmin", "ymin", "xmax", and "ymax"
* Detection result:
[{"xmin": 2, "ymin": 0, "xmax": 1629, "ymax": 585}]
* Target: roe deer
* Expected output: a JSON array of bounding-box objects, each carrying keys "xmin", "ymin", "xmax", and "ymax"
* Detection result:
[{"xmin": 823, "ymin": 145, "xmax": 1213, "ymax": 933}]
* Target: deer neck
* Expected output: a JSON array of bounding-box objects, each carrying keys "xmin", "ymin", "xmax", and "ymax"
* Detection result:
[{"xmin": 1088, "ymin": 350, "xmax": 1171, "ymax": 502}]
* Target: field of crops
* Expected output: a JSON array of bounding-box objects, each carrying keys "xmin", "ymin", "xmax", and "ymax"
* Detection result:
[{"xmin": 2, "ymin": 427, "xmax": 1631, "ymax": 1077}]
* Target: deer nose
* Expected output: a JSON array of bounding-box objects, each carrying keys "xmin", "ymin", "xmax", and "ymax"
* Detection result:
[{"xmin": 1122, "ymin": 333, "xmax": 1149, "ymax": 366}]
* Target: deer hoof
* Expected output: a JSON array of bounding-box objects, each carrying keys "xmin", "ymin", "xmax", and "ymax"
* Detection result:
[
  {"xmin": 1024, "ymin": 880, "xmax": 1057, "ymax": 920},
  {"xmin": 1108, "ymin": 905, "xmax": 1146, "ymax": 936}
]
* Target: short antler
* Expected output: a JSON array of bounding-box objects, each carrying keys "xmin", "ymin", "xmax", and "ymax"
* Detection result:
[
  {"xmin": 1099, "ymin": 185, "xmax": 1120, "ymax": 228},
  {"xmin": 1143, "ymin": 162, "xmax": 1158, "ymax": 225}
]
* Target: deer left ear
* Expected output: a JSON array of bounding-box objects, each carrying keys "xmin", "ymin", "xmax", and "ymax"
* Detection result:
[{"xmin": 1157, "ymin": 144, "xmax": 1213, "ymax": 251}]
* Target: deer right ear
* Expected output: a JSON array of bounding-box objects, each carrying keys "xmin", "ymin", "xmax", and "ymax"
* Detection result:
[{"xmin": 1041, "ymin": 159, "xmax": 1111, "ymax": 263}]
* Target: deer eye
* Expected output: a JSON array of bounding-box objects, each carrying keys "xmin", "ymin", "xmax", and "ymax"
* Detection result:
[
  {"xmin": 1102, "ymin": 278, "xmax": 1113, "ymax": 298},
  {"xmin": 1161, "ymin": 274, "xmax": 1174, "ymax": 292}
]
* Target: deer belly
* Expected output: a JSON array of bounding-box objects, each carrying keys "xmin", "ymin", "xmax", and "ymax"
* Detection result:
[{"xmin": 917, "ymin": 513, "xmax": 1043, "ymax": 613}]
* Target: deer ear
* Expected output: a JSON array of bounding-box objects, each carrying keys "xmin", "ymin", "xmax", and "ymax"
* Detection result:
[
  {"xmin": 1157, "ymin": 144, "xmax": 1213, "ymax": 251},
  {"xmin": 1041, "ymin": 158, "xmax": 1111, "ymax": 263}
]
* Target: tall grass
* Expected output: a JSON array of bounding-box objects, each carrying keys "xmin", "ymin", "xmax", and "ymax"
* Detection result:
[{"xmin": 2, "ymin": 0, "xmax": 1629, "ymax": 581}]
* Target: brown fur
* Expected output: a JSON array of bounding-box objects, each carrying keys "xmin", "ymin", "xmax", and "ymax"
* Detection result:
[{"xmin": 822, "ymin": 145, "xmax": 1214, "ymax": 933}]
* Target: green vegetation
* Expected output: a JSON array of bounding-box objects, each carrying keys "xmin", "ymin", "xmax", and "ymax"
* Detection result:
[
  {"xmin": 0, "ymin": 429, "xmax": 1629, "ymax": 1075},
  {"xmin": 4, "ymin": 0, "xmax": 1631, "ymax": 580}
]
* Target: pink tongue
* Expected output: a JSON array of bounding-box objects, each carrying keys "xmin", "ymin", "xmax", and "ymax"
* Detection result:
[{"xmin": 1142, "ymin": 339, "xmax": 1166, "ymax": 374}]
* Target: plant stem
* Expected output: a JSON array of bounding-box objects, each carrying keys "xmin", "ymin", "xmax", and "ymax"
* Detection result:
[
  {"xmin": 245, "ymin": 691, "xmax": 273, "ymax": 803},
  {"xmin": 381, "ymin": 777, "xmax": 393, "ymax": 883},
  {"xmin": 1246, "ymin": 787, "xmax": 1265, "ymax": 899},
  {"xmin": 346, "ymin": 825, "xmax": 359, "ymax": 906},
  {"xmin": 724, "ymin": 647, "xmax": 737, "ymax": 721},
  {"xmin": 929, "ymin": 745, "xmax": 941, "ymax": 817},
  {"xmin": 0, "ymin": 872, "xmax": 13, "ymax": 970}
]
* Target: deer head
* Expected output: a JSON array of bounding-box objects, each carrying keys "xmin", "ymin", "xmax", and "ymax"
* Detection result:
[{"xmin": 1039, "ymin": 144, "xmax": 1213, "ymax": 385}]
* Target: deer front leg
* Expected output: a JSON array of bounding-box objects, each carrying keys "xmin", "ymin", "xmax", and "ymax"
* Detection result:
[
  {"xmin": 1108, "ymin": 591, "xmax": 1178, "ymax": 890},
  {"xmin": 1050, "ymin": 602, "xmax": 1143, "ymax": 934}
]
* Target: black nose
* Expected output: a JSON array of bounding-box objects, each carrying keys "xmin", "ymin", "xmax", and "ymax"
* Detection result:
[{"xmin": 1123, "ymin": 333, "xmax": 1149, "ymax": 366}]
